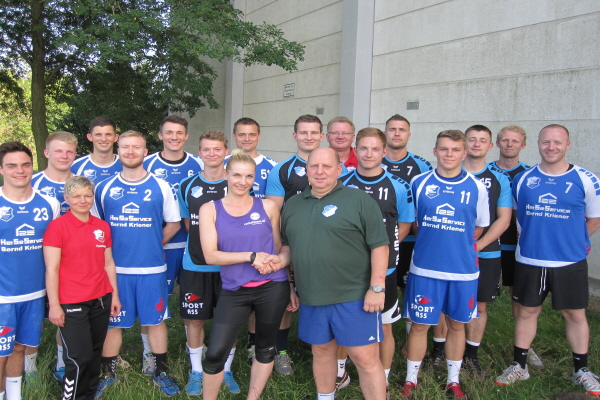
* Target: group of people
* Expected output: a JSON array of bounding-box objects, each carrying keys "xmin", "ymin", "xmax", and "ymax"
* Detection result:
[{"xmin": 0, "ymin": 112, "xmax": 598, "ymax": 400}]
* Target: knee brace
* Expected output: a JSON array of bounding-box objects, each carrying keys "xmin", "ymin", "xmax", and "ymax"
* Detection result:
[
  {"xmin": 254, "ymin": 346, "xmax": 277, "ymax": 364},
  {"xmin": 202, "ymin": 352, "xmax": 226, "ymax": 375}
]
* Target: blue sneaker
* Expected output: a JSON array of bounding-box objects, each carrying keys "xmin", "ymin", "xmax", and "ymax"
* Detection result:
[
  {"xmin": 223, "ymin": 371, "xmax": 240, "ymax": 394},
  {"xmin": 94, "ymin": 375, "xmax": 118, "ymax": 400},
  {"xmin": 52, "ymin": 367, "xmax": 65, "ymax": 383},
  {"xmin": 153, "ymin": 372, "xmax": 180, "ymax": 397},
  {"xmin": 185, "ymin": 371, "xmax": 202, "ymax": 395}
]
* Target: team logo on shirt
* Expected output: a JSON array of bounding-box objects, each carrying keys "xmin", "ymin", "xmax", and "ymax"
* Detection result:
[
  {"xmin": 94, "ymin": 229, "xmax": 105, "ymax": 243},
  {"xmin": 154, "ymin": 168, "xmax": 168, "ymax": 180},
  {"xmin": 253, "ymin": 182, "xmax": 260, "ymax": 192},
  {"xmin": 0, "ymin": 206, "xmax": 14, "ymax": 222},
  {"xmin": 322, "ymin": 205, "xmax": 337, "ymax": 217},
  {"xmin": 538, "ymin": 193, "xmax": 557, "ymax": 204},
  {"xmin": 436, "ymin": 203, "xmax": 455, "ymax": 216},
  {"xmin": 39, "ymin": 186, "xmax": 56, "ymax": 198},
  {"xmin": 191, "ymin": 187, "xmax": 203, "ymax": 198},
  {"xmin": 122, "ymin": 202, "xmax": 140, "ymax": 214},
  {"xmin": 61, "ymin": 201, "xmax": 69, "ymax": 214},
  {"xmin": 84, "ymin": 169, "xmax": 97, "ymax": 180},
  {"xmin": 15, "ymin": 224, "xmax": 35, "ymax": 236},
  {"xmin": 250, "ymin": 212, "xmax": 260, "ymax": 221},
  {"xmin": 425, "ymin": 184, "xmax": 440, "ymax": 199},
  {"xmin": 110, "ymin": 187, "xmax": 124, "ymax": 200},
  {"xmin": 347, "ymin": 184, "xmax": 359, "ymax": 189},
  {"xmin": 294, "ymin": 166, "xmax": 306, "ymax": 177},
  {"xmin": 526, "ymin": 176, "xmax": 541, "ymax": 189}
]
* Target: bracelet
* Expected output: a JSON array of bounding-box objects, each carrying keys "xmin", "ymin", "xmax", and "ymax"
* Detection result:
[{"xmin": 250, "ymin": 252, "xmax": 257, "ymax": 264}]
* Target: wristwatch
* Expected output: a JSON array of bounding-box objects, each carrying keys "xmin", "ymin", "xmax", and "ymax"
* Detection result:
[
  {"xmin": 369, "ymin": 285, "xmax": 385, "ymax": 293},
  {"xmin": 250, "ymin": 252, "xmax": 257, "ymax": 264}
]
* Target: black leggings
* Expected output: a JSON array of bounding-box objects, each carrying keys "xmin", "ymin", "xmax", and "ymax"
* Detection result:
[{"xmin": 203, "ymin": 281, "xmax": 289, "ymax": 374}]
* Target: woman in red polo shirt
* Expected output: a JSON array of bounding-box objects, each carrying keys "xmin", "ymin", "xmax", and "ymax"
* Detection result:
[{"xmin": 43, "ymin": 175, "xmax": 121, "ymax": 400}]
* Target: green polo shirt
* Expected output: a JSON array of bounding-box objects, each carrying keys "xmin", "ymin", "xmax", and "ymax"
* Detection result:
[{"xmin": 281, "ymin": 182, "xmax": 389, "ymax": 306}]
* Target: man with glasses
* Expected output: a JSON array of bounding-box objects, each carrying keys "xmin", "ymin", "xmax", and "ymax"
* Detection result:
[{"xmin": 327, "ymin": 116, "xmax": 357, "ymax": 171}]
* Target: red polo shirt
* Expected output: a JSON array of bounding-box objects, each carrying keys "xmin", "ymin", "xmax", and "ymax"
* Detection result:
[
  {"xmin": 43, "ymin": 210, "xmax": 113, "ymax": 304},
  {"xmin": 344, "ymin": 147, "xmax": 358, "ymax": 169}
]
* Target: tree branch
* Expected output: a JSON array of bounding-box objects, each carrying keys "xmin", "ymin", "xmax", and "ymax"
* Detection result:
[{"xmin": 45, "ymin": 52, "xmax": 80, "ymax": 85}]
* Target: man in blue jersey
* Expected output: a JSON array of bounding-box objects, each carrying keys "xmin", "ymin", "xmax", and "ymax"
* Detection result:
[
  {"xmin": 401, "ymin": 130, "xmax": 489, "ymax": 399},
  {"xmin": 0, "ymin": 142, "xmax": 61, "ymax": 400},
  {"xmin": 71, "ymin": 117, "xmax": 122, "ymax": 183},
  {"xmin": 495, "ymin": 125, "xmax": 600, "ymax": 396},
  {"xmin": 340, "ymin": 127, "xmax": 414, "ymax": 393},
  {"xmin": 461, "ymin": 125, "xmax": 511, "ymax": 379},
  {"xmin": 327, "ymin": 116, "xmax": 357, "ymax": 171},
  {"xmin": 94, "ymin": 131, "xmax": 182, "ymax": 397},
  {"xmin": 178, "ymin": 130, "xmax": 240, "ymax": 395}
]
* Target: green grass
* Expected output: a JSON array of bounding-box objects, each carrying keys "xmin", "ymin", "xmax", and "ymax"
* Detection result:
[{"xmin": 24, "ymin": 287, "xmax": 600, "ymax": 399}]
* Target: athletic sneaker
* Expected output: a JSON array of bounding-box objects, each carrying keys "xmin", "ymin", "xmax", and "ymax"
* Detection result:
[
  {"xmin": 94, "ymin": 375, "xmax": 118, "ymax": 400},
  {"xmin": 116, "ymin": 355, "xmax": 131, "ymax": 369},
  {"xmin": 462, "ymin": 356, "xmax": 488, "ymax": 380},
  {"xmin": 247, "ymin": 344, "xmax": 255, "ymax": 363},
  {"xmin": 527, "ymin": 348, "xmax": 544, "ymax": 370},
  {"xmin": 52, "ymin": 367, "xmax": 65, "ymax": 383},
  {"xmin": 185, "ymin": 371, "xmax": 202, "ymax": 396},
  {"xmin": 153, "ymin": 372, "xmax": 180, "ymax": 397},
  {"xmin": 495, "ymin": 362, "xmax": 530, "ymax": 385},
  {"xmin": 274, "ymin": 352, "xmax": 293, "ymax": 376},
  {"xmin": 424, "ymin": 347, "xmax": 445, "ymax": 371},
  {"xmin": 142, "ymin": 351, "xmax": 155, "ymax": 375},
  {"xmin": 223, "ymin": 371, "xmax": 241, "ymax": 394},
  {"xmin": 335, "ymin": 370, "xmax": 350, "ymax": 390},
  {"xmin": 572, "ymin": 367, "xmax": 600, "ymax": 395},
  {"xmin": 400, "ymin": 381, "xmax": 417, "ymax": 399},
  {"xmin": 445, "ymin": 382, "xmax": 467, "ymax": 399}
]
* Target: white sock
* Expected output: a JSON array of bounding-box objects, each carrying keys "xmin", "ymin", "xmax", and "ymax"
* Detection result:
[
  {"xmin": 317, "ymin": 391, "xmax": 335, "ymax": 399},
  {"xmin": 5, "ymin": 376, "xmax": 22, "ymax": 400},
  {"xmin": 447, "ymin": 359, "xmax": 462, "ymax": 384},
  {"xmin": 405, "ymin": 360, "xmax": 421, "ymax": 384},
  {"xmin": 337, "ymin": 359, "xmax": 346, "ymax": 378},
  {"xmin": 56, "ymin": 345, "xmax": 65, "ymax": 369},
  {"xmin": 224, "ymin": 348, "xmax": 236, "ymax": 372},
  {"xmin": 188, "ymin": 345, "xmax": 203, "ymax": 373},
  {"xmin": 433, "ymin": 337, "xmax": 446, "ymax": 343},
  {"xmin": 384, "ymin": 368, "xmax": 390, "ymax": 385},
  {"xmin": 466, "ymin": 340, "xmax": 480, "ymax": 347},
  {"xmin": 405, "ymin": 321, "xmax": 412, "ymax": 334},
  {"xmin": 141, "ymin": 333, "xmax": 151, "ymax": 354},
  {"xmin": 24, "ymin": 351, "xmax": 38, "ymax": 373}
]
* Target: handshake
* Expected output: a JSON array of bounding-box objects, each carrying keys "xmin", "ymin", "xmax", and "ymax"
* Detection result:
[{"xmin": 251, "ymin": 252, "xmax": 286, "ymax": 274}]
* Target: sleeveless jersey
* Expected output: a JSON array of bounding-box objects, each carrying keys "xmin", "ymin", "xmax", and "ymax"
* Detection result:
[
  {"xmin": 382, "ymin": 152, "xmax": 433, "ymax": 243},
  {"xmin": 513, "ymin": 164, "xmax": 600, "ymax": 267},
  {"xmin": 178, "ymin": 173, "xmax": 228, "ymax": 272},
  {"xmin": 488, "ymin": 161, "xmax": 531, "ymax": 250},
  {"xmin": 411, "ymin": 169, "xmax": 490, "ymax": 280},
  {"xmin": 31, "ymin": 172, "xmax": 69, "ymax": 215},
  {"xmin": 143, "ymin": 152, "xmax": 203, "ymax": 249},
  {"xmin": 94, "ymin": 173, "xmax": 180, "ymax": 274},
  {"xmin": 340, "ymin": 170, "xmax": 415, "ymax": 273},
  {"xmin": 472, "ymin": 164, "xmax": 512, "ymax": 258},
  {"xmin": 71, "ymin": 154, "xmax": 123, "ymax": 183},
  {"xmin": 0, "ymin": 188, "xmax": 60, "ymax": 302},
  {"xmin": 225, "ymin": 154, "xmax": 277, "ymax": 198},
  {"xmin": 214, "ymin": 198, "xmax": 287, "ymax": 290}
]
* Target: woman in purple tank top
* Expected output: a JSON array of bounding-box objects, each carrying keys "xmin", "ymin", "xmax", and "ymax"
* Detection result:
[{"xmin": 199, "ymin": 150, "xmax": 296, "ymax": 400}]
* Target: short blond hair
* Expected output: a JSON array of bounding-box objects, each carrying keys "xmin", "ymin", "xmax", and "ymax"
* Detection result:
[
  {"xmin": 327, "ymin": 116, "xmax": 355, "ymax": 134},
  {"xmin": 64, "ymin": 176, "xmax": 95, "ymax": 198},
  {"xmin": 497, "ymin": 125, "xmax": 527, "ymax": 145},
  {"xmin": 199, "ymin": 130, "xmax": 228, "ymax": 149},
  {"xmin": 46, "ymin": 131, "xmax": 78, "ymax": 149},
  {"xmin": 119, "ymin": 130, "xmax": 146, "ymax": 142}
]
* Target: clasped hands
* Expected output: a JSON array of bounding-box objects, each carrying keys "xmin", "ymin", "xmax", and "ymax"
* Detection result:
[{"xmin": 251, "ymin": 252, "xmax": 285, "ymax": 274}]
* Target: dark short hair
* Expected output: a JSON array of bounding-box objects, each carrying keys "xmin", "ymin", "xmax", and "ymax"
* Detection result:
[
  {"xmin": 436, "ymin": 130, "xmax": 466, "ymax": 146},
  {"xmin": 465, "ymin": 124, "xmax": 492, "ymax": 140},
  {"xmin": 539, "ymin": 124, "xmax": 569, "ymax": 138},
  {"xmin": 89, "ymin": 117, "xmax": 116, "ymax": 133},
  {"xmin": 385, "ymin": 114, "xmax": 410, "ymax": 129},
  {"xmin": 294, "ymin": 114, "xmax": 322, "ymax": 133},
  {"xmin": 356, "ymin": 127, "xmax": 386, "ymax": 148},
  {"xmin": 233, "ymin": 117, "xmax": 260, "ymax": 134},
  {"xmin": 160, "ymin": 115, "xmax": 188, "ymax": 132},
  {"xmin": 0, "ymin": 141, "xmax": 33, "ymax": 166}
]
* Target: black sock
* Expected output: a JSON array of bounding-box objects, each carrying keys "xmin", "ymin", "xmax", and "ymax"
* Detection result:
[
  {"xmin": 465, "ymin": 342, "xmax": 479, "ymax": 359},
  {"xmin": 573, "ymin": 352, "xmax": 588, "ymax": 372},
  {"xmin": 101, "ymin": 356, "xmax": 117, "ymax": 376},
  {"xmin": 276, "ymin": 328, "xmax": 290, "ymax": 353},
  {"xmin": 432, "ymin": 340, "xmax": 445, "ymax": 354},
  {"xmin": 153, "ymin": 352, "xmax": 168, "ymax": 376},
  {"xmin": 513, "ymin": 346, "xmax": 528, "ymax": 369},
  {"xmin": 247, "ymin": 332, "xmax": 256, "ymax": 347}
]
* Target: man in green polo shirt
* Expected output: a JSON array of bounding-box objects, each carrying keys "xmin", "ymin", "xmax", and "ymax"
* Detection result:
[{"xmin": 276, "ymin": 147, "xmax": 389, "ymax": 400}]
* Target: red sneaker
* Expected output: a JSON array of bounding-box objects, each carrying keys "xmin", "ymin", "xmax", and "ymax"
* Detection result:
[
  {"xmin": 446, "ymin": 382, "xmax": 467, "ymax": 399},
  {"xmin": 400, "ymin": 381, "xmax": 417, "ymax": 398}
]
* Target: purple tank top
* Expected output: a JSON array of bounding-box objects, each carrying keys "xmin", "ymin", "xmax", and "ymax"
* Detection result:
[{"xmin": 215, "ymin": 197, "xmax": 288, "ymax": 290}]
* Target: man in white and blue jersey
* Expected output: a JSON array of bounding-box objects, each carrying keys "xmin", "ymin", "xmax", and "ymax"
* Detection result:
[
  {"xmin": 461, "ymin": 125, "xmax": 511, "ymax": 379},
  {"xmin": 401, "ymin": 130, "xmax": 489, "ymax": 399},
  {"xmin": 339, "ymin": 127, "xmax": 414, "ymax": 392},
  {"xmin": 178, "ymin": 130, "xmax": 240, "ymax": 395},
  {"xmin": 0, "ymin": 142, "xmax": 60, "ymax": 400},
  {"xmin": 227, "ymin": 117, "xmax": 276, "ymax": 198},
  {"xmin": 382, "ymin": 114, "xmax": 433, "ymax": 292},
  {"xmin": 94, "ymin": 131, "xmax": 182, "ymax": 397},
  {"xmin": 495, "ymin": 125, "xmax": 600, "ymax": 396},
  {"xmin": 71, "ymin": 117, "xmax": 122, "ymax": 183}
]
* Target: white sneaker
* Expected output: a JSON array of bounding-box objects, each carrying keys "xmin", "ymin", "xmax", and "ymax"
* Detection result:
[
  {"xmin": 142, "ymin": 352, "xmax": 155, "ymax": 376},
  {"xmin": 572, "ymin": 367, "xmax": 600, "ymax": 395},
  {"xmin": 495, "ymin": 362, "xmax": 530, "ymax": 385},
  {"xmin": 526, "ymin": 348, "xmax": 544, "ymax": 370}
]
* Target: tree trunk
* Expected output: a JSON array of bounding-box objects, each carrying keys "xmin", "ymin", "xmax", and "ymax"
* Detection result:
[{"xmin": 31, "ymin": 0, "xmax": 48, "ymax": 170}]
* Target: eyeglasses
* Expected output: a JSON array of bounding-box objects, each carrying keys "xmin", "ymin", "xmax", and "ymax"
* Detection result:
[{"xmin": 327, "ymin": 131, "xmax": 354, "ymax": 137}]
